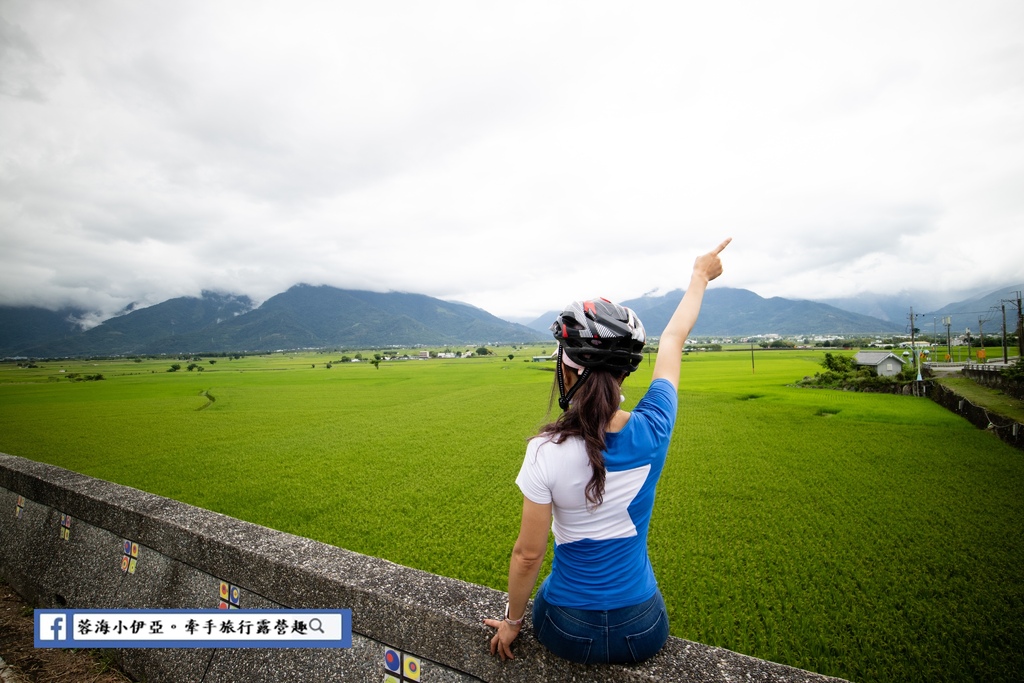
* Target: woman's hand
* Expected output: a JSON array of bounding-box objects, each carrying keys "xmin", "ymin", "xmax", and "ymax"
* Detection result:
[
  {"xmin": 652, "ymin": 237, "xmax": 732, "ymax": 386},
  {"xmin": 693, "ymin": 237, "xmax": 731, "ymax": 283},
  {"xmin": 484, "ymin": 617, "xmax": 521, "ymax": 660}
]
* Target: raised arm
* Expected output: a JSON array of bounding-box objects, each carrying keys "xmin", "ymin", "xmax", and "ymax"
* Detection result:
[{"xmin": 652, "ymin": 238, "xmax": 731, "ymax": 388}]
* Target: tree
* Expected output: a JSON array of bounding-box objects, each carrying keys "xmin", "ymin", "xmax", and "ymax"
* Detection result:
[
  {"xmin": 1003, "ymin": 358, "xmax": 1024, "ymax": 383},
  {"xmin": 821, "ymin": 352, "xmax": 855, "ymax": 374},
  {"xmin": 507, "ymin": 354, "xmax": 514, "ymax": 361},
  {"xmin": 896, "ymin": 364, "xmax": 918, "ymax": 381},
  {"xmin": 168, "ymin": 364, "xmax": 181, "ymax": 372},
  {"xmin": 476, "ymin": 347, "xmax": 491, "ymax": 356}
]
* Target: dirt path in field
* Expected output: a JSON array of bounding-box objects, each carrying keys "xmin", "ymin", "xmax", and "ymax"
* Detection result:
[{"xmin": 0, "ymin": 583, "xmax": 132, "ymax": 683}]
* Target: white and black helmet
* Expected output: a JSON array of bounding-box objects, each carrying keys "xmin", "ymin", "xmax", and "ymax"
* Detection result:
[{"xmin": 550, "ymin": 298, "xmax": 647, "ymax": 374}]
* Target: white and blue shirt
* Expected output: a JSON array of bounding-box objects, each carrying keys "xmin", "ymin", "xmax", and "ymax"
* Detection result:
[{"xmin": 516, "ymin": 379, "xmax": 678, "ymax": 610}]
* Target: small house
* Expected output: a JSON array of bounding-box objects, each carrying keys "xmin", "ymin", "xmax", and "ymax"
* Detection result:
[{"xmin": 854, "ymin": 351, "xmax": 905, "ymax": 377}]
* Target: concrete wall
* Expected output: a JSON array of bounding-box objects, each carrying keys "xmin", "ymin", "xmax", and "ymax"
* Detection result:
[
  {"xmin": 961, "ymin": 364, "xmax": 1024, "ymax": 400},
  {"xmin": 0, "ymin": 453, "xmax": 845, "ymax": 683}
]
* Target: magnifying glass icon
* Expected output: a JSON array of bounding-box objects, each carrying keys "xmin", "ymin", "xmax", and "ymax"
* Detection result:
[{"xmin": 309, "ymin": 618, "xmax": 325, "ymax": 634}]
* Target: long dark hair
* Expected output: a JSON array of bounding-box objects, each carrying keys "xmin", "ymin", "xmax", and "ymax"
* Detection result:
[{"xmin": 539, "ymin": 368, "xmax": 623, "ymax": 507}]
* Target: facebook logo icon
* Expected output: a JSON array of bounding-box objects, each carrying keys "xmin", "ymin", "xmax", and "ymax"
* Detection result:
[{"xmin": 37, "ymin": 612, "xmax": 69, "ymax": 642}]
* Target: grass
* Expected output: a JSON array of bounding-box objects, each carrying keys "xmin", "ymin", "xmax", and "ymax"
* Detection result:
[
  {"xmin": 0, "ymin": 348, "xmax": 1021, "ymax": 682},
  {"xmin": 935, "ymin": 376, "xmax": 1024, "ymax": 423}
]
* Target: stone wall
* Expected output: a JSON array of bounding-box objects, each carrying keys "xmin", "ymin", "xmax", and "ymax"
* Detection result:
[
  {"xmin": 0, "ymin": 453, "xmax": 845, "ymax": 683},
  {"xmin": 928, "ymin": 384, "xmax": 1024, "ymax": 451}
]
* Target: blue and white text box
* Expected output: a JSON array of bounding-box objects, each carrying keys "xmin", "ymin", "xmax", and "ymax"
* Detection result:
[{"xmin": 35, "ymin": 609, "xmax": 351, "ymax": 648}]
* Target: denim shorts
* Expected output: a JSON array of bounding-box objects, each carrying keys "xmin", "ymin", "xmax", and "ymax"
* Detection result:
[{"xmin": 531, "ymin": 578, "xmax": 670, "ymax": 665}]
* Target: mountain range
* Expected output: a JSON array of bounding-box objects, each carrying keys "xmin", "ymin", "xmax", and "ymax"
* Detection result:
[
  {"xmin": 0, "ymin": 286, "xmax": 543, "ymax": 357},
  {"xmin": 526, "ymin": 288, "xmax": 906, "ymax": 338},
  {"xmin": 919, "ymin": 285, "xmax": 1024, "ymax": 340},
  {"xmin": 2, "ymin": 283, "xmax": 1020, "ymax": 358}
]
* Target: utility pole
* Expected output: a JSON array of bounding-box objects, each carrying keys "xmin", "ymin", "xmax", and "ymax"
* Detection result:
[
  {"xmin": 944, "ymin": 316, "xmax": 952, "ymax": 362},
  {"xmin": 978, "ymin": 317, "xmax": 986, "ymax": 362},
  {"xmin": 909, "ymin": 307, "xmax": 921, "ymax": 380},
  {"xmin": 1002, "ymin": 303, "xmax": 1009, "ymax": 364},
  {"xmin": 1005, "ymin": 292, "xmax": 1024, "ymax": 360},
  {"xmin": 1017, "ymin": 291, "xmax": 1023, "ymax": 359}
]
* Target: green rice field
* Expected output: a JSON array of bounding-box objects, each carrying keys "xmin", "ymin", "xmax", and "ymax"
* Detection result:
[{"xmin": 0, "ymin": 349, "xmax": 1021, "ymax": 682}]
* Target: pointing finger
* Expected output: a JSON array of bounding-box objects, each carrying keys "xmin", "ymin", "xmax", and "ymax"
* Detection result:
[{"xmin": 711, "ymin": 237, "xmax": 732, "ymax": 255}]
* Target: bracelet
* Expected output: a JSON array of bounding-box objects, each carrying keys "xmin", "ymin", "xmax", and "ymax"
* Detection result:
[{"xmin": 503, "ymin": 602, "xmax": 524, "ymax": 626}]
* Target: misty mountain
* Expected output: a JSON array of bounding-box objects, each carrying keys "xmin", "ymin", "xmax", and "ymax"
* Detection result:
[
  {"xmin": 526, "ymin": 288, "xmax": 904, "ymax": 337},
  {"xmin": 164, "ymin": 285, "xmax": 544, "ymax": 352},
  {"xmin": 0, "ymin": 306, "xmax": 89, "ymax": 356},
  {"xmin": 8, "ymin": 283, "xmax": 1019, "ymax": 358},
  {"xmin": 17, "ymin": 292, "xmax": 254, "ymax": 357},
  {"xmin": 817, "ymin": 282, "xmax": 1019, "ymax": 327},
  {"xmin": 620, "ymin": 288, "xmax": 905, "ymax": 337},
  {"xmin": 9, "ymin": 286, "xmax": 544, "ymax": 357},
  {"xmin": 817, "ymin": 292, "xmax": 931, "ymax": 324},
  {"xmin": 922, "ymin": 284, "xmax": 1024, "ymax": 338}
]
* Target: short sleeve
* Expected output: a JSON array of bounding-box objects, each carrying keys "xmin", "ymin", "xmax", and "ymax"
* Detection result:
[
  {"xmin": 633, "ymin": 378, "xmax": 678, "ymax": 441},
  {"xmin": 515, "ymin": 438, "xmax": 552, "ymax": 505}
]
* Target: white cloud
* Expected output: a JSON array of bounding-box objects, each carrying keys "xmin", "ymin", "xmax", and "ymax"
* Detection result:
[{"xmin": 1, "ymin": 0, "xmax": 1022, "ymax": 322}]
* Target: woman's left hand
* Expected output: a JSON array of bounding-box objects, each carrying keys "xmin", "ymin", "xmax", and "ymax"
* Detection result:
[{"xmin": 484, "ymin": 617, "xmax": 521, "ymax": 660}]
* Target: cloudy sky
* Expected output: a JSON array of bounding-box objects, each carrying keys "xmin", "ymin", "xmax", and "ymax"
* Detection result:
[{"xmin": 2, "ymin": 1, "xmax": 1022, "ymax": 324}]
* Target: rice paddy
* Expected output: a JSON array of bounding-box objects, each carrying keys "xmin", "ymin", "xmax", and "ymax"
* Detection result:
[{"xmin": 0, "ymin": 349, "xmax": 1020, "ymax": 682}]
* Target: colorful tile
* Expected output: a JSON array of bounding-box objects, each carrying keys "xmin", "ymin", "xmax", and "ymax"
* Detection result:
[
  {"xmin": 122, "ymin": 539, "xmax": 140, "ymax": 573},
  {"xmin": 403, "ymin": 654, "xmax": 421, "ymax": 681},
  {"xmin": 383, "ymin": 647, "xmax": 422, "ymax": 682},
  {"xmin": 218, "ymin": 581, "xmax": 240, "ymax": 608},
  {"xmin": 384, "ymin": 648, "xmax": 401, "ymax": 673}
]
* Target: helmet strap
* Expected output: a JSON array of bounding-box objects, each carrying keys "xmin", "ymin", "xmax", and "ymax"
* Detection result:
[{"xmin": 557, "ymin": 346, "xmax": 591, "ymax": 411}]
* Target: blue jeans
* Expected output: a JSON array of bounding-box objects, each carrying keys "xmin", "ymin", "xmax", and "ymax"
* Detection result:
[{"xmin": 531, "ymin": 578, "xmax": 670, "ymax": 664}]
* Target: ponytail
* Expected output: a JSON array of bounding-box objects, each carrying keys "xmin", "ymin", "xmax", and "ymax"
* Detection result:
[{"xmin": 538, "ymin": 369, "xmax": 623, "ymax": 507}]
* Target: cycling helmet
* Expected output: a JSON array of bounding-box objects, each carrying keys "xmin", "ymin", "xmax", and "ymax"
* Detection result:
[
  {"xmin": 550, "ymin": 298, "xmax": 646, "ymax": 411},
  {"xmin": 550, "ymin": 298, "xmax": 646, "ymax": 373}
]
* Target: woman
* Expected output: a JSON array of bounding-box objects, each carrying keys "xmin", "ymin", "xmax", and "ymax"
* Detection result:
[{"xmin": 485, "ymin": 238, "xmax": 730, "ymax": 664}]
